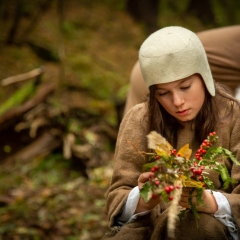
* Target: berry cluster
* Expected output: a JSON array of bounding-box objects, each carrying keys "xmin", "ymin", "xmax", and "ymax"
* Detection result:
[
  {"xmin": 190, "ymin": 164, "xmax": 204, "ymax": 181},
  {"xmin": 190, "ymin": 132, "xmax": 218, "ymax": 182},
  {"xmin": 151, "ymin": 181, "xmax": 177, "ymax": 201},
  {"xmin": 171, "ymin": 149, "xmax": 180, "ymax": 157},
  {"xmin": 150, "ymin": 165, "xmax": 181, "ymax": 201},
  {"xmin": 195, "ymin": 131, "xmax": 217, "ymax": 161}
]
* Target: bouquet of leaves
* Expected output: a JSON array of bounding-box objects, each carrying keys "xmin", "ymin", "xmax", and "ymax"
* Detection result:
[{"xmin": 140, "ymin": 131, "xmax": 239, "ymax": 238}]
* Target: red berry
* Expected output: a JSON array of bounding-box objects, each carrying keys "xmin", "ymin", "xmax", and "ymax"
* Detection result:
[
  {"xmin": 151, "ymin": 167, "xmax": 156, "ymax": 173},
  {"xmin": 198, "ymin": 175, "xmax": 203, "ymax": 181},
  {"xmin": 209, "ymin": 132, "xmax": 216, "ymax": 136},
  {"xmin": 154, "ymin": 180, "xmax": 160, "ymax": 186},
  {"xmin": 152, "ymin": 193, "xmax": 157, "ymax": 199},
  {"xmin": 196, "ymin": 169, "xmax": 202, "ymax": 175},
  {"xmin": 171, "ymin": 149, "xmax": 177, "ymax": 155},
  {"xmin": 165, "ymin": 186, "xmax": 171, "ymax": 194},
  {"xmin": 192, "ymin": 168, "xmax": 197, "ymax": 174},
  {"xmin": 169, "ymin": 196, "xmax": 173, "ymax": 201},
  {"xmin": 155, "ymin": 155, "xmax": 160, "ymax": 160},
  {"xmin": 151, "ymin": 166, "xmax": 159, "ymax": 172}
]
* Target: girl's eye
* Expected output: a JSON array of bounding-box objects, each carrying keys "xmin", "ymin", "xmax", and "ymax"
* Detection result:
[
  {"xmin": 181, "ymin": 85, "xmax": 190, "ymax": 90},
  {"xmin": 157, "ymin": 92, "xmax": 168, "ymax": 96}
]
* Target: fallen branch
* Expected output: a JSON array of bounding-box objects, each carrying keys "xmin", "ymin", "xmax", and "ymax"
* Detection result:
[
  {"xmin": 1, "ymin": 66, "xmax": 45, "ymax": 86},
  {"xmin": 0, "ymin": 82, "xmax": 56, "ymax": 131},
  {"xmin": 3, "ymin": 130, "xmax": 62, "ymax": 164}
]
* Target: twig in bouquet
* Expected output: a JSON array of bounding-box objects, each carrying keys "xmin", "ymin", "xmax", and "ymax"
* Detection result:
[{"xmin": 167, "ymin": 179, "xmax": 183, "ymax": 238}]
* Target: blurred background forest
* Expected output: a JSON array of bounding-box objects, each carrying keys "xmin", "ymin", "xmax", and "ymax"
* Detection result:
[{"xmin": 0, "ymin": 0, "xmax": 239, "ymax": 239}]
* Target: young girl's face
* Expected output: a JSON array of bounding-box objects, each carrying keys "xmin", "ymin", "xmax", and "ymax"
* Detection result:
[{"xmin": 155, "ymin": 74, "xmax": 205, "ymax": 122}]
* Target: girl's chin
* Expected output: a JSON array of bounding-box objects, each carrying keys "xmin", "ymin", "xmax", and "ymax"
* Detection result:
[{"xmin": 176, "ymin": 117, "xmax": 195, "ymax": 125}]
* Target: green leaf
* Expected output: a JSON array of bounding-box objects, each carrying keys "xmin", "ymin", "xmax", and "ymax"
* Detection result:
[
  {"xmin": 223, "ymin": 178, "xmax": 238, "ymax": 189},
  {"xmin": 204, "ymin": 146, "xmax": 223, "ymax": 160},
  {"xmin": 142, "ymin": 161, "xmax": 157, "ymax": 172},
  {"xmin": 0, "ymin": 81, "xmax": 36, "ymax": 115},
  {"xmin": 195, "ymin": 188, "xmax": 204, "ymax": 205},
  {"xmin": 140, "ymin": 182, "xmax": 153, "ymax": 202},
  {"xmin": 186, "ymin": 188, "xmax": 202, "ymax": 227},
  {"xmin": 178, "ymin": 209, "xmax": 187, "ymax": 221},
  {"xmin": 203, "ymin": 176, "xmax": 215, "ymax": 190},
  {"xmin": 161, "ymin": 190, "xmax": 169, "ymax": 202},
  {"xmin": 219, "ymin": 165, "xmax": 230, "ymax": 182},
  {"xmin": 222, "ymin": 148, "xmax": 240, "ymax": 165}
]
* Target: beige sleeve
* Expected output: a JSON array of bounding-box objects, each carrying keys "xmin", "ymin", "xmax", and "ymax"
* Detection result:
[
  {"xmin": 197, "ymin": 25, "xmax": 240, "ymax": 90},
  {"xmin": 123, "ymin": 61, "xmax": 148, "ymax": 116}
]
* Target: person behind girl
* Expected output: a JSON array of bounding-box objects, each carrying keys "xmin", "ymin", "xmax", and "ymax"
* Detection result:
[
  {"xmin": 123, "ymin": 25, "xmax": 240, "ymax": 116},
  {"xmin": 103, "ymin": 26, "xmax": 240, "ymax": 240}
]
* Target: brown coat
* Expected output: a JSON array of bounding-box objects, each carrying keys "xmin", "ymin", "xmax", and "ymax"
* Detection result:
[{"xmin": 104, "ymin": 96, "xmax": 240, "ymax": 239}]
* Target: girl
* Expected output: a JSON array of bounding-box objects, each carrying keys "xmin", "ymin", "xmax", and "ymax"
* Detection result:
[
  {"xmin": 104, "ymin": 26, "xmax": 240, "ymax": 240},
  {"xmin": 123, "ymin": 25, "xmax": 240, "ymax": 115}
]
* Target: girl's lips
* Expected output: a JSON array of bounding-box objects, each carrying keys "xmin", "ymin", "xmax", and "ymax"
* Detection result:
[{"xmin": 176, "ymin": 109, "xmax": 189, "ymax": 116}]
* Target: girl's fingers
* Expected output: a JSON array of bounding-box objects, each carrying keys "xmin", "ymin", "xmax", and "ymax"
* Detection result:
[
  {"xmin": 138, "ymin": 172, "xmax": 154, "ymax": 190},
  {"xmin": 181, "ymin": 187, "xmax": 197, "ymax": 196},
  {"xmin": 138, "ymin": 172, "xmax": 154, "ymax": 183}
]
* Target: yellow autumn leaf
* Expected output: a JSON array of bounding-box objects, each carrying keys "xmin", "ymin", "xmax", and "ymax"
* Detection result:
[
  {"xmin": 155, "ymin": 142, "xmax": 173, "ymax": 157},
  {"xmin": 177, "ymin": 144, "xmax": 192, "ymax": 159},
  {"xmin": 147, "ymin": 131, "xmax": 173, "ymax": 157},
  {"xmin": 180, "ymin": 175, "xmax": 204, "ymax": 188}
]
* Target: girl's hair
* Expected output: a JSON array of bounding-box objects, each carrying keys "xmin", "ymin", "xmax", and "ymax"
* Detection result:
[{"xmin": 146, "ymin": 81, "xmax": 239, "ymax": 147}]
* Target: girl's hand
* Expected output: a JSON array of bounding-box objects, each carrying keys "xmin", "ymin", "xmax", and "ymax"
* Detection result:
[
  {"xmin": 179, "ymin": 187, "xmax": 218, "ymax": 214},
  {"xmin": 135, "ymin": 172, "xmax": 161, "ymax": 214}
]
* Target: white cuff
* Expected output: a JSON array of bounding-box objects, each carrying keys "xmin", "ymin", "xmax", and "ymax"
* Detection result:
[
  {"xmin": 211, "ymin": 191, "xmax": 238, "ymax": 240},
  {"xmin": 118, "ymin": 186, "xmax": 150, "ymax": 225}
]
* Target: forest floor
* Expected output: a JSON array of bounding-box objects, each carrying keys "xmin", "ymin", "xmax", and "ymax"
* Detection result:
[
  {"xmin": 0, "ymin": 1, "xmax": 208, "ymax": 239},
  {"xmin": 0, "ymin": 1, "xmax": 144, "ymax": 239}
]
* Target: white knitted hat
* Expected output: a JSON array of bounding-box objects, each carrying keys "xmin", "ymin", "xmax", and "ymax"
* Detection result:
[{"xmin": 139, "ymin": 26, "xmax": 215, "ymax": 96}]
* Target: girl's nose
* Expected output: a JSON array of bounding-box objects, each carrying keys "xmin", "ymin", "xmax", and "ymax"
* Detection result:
[{"xmin": 172, "ymin": 93, "xmax": 184, "ymax": 106}]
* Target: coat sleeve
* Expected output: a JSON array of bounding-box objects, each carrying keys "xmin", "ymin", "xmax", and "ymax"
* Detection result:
[
  {"xmin": 221, "ymin": 102, "xmax": 240, "ymax": 232},
  {"xmin": 105, "ymin": 103, "xmax": 149, "ymax": 227}
]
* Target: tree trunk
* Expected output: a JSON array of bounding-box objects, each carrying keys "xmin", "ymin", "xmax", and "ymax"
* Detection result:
[
  {"xmin": 6, "ymin": 0, "xmax": 23, "ymax": 44},
  {"xmin": 126, "ymin": 0, "xmax": 160, "ymax": 34},
  {"xmin": 186, "ymin": 0, "xmax": 215, "ymax": 25},
  {"xmin": 19, "ymin": 0, "xmax": 52, "ymax": 43}
]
